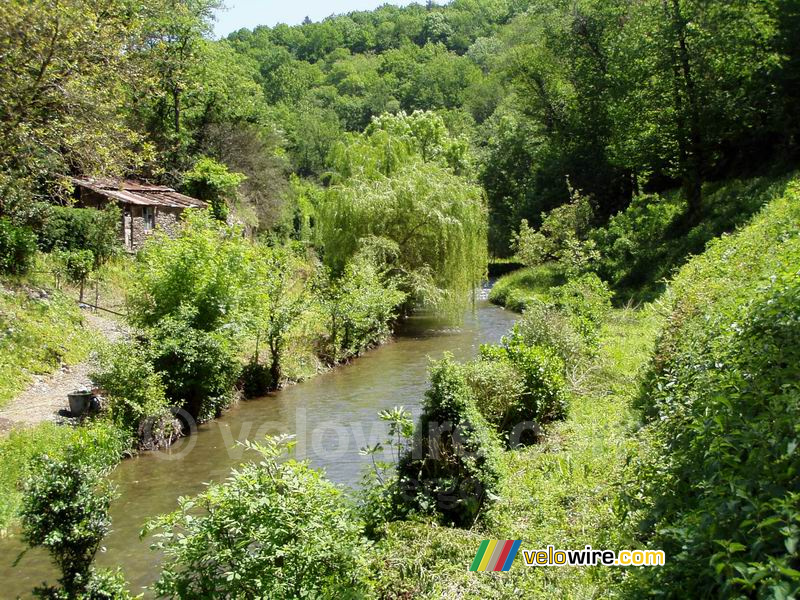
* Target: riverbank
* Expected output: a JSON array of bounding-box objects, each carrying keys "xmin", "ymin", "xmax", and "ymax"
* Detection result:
[
  {"xmin": 0, "ymin": 291, "xmax": 518, "ymax": 597},
  {"xmin": 369, "ymin": 301, "xmax": 661, "ymax": 597}
]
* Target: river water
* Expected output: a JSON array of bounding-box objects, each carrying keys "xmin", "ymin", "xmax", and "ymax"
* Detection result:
[{"xmin": 0, "ymin": 288, "xmax": 517, "ymax": 597}]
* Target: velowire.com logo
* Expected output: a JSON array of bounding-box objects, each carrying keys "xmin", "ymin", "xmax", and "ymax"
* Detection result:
[{"xmin": 469, "ymin": 540, "xmax": 522, "ymax": 572}]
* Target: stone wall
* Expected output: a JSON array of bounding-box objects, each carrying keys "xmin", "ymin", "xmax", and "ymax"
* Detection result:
[
  {"xmin": 76, "ymin": 189, "xmax": 189, "ymax": 252},
  {"xmin": 128, "ymin": 205, "xmax": 184, "ymax": 252}
]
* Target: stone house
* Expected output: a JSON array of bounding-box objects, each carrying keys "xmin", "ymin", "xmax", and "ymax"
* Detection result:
[{"xmin": 71, "ymin": 178, "xmax": 207, "ymax": 252}]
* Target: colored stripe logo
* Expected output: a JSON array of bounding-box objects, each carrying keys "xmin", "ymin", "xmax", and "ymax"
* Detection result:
[{"xmin": 470, "ymin": 540, "xmax": 522, "ymax": 572}]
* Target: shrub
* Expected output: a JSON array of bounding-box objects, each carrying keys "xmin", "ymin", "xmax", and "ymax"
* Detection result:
[
  {"xmin": 91, "ymin": 341, "xmax": 176, "ymax": 449},
  {"xmin": 0, "ymin": 422, "xmax": 129, "ymax": 532},
  {"xmin": 149, "ymin": 311, "xmax": 241, "ymax": 422},
  {"xmin": 147, "ymin": 436, "xmax": 369, "ymax": 598},
  {"xmin": 39, "ymin": 205, "xmax": 120, "ymax": 268},
  {"xmin": 481, "ymin": 338, "xmax": 567, "ymax": 429},
  {"xmin": 20, "ymin": 454, "xmax": 115, "ymax": 597},
  {"xmin": 0, "ymin": 217, "xmax": 37, "ymax": 275},
  {"xmin": 513, "ymin": 186, "xmax": 594, "ymax": 271},
  {"xmin": 182, "ymin": 156, "xmax": 246, "ymax": 221},
  {"xmin": 461, "ymin": 358, "xmax": 527, "ymax": 440},
  {"xmin": 54, "ymin": 249, "xmax": 95, "ymax": 300},
  {"xmin": 396, "ymin": 355, "xmax": 504, "ymax": 527},
  {"xmin": 487, "ymin": 264, "xmax": 564, "ymax": 312},
  {"xmin": 512, "ymin": 300, "xmax": 587, "ymax": 370},
  {"xmin": 126, "ymin": 211, "xmax": 254, "ymax": 332},
  {"xmin": 317, "ymin": 249, "xmax": 406, "ymax": 363},
  {"xmin": 239, "ymin": 360, "xmax": 272, "ymax": 398},
  {"xmin": 551, "ymin": 273, "xmax": 612, "ymax": 349}
]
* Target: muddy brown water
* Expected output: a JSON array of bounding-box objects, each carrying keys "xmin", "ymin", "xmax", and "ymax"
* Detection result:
[{"xmin": 0, "ymin": 288, "xmax": 517, "ymax": 597}]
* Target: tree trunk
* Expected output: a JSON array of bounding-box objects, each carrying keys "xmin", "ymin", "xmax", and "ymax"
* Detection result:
[{"xmin": 670, "ymin": 0, "xmax": 703, "ymax": 216}]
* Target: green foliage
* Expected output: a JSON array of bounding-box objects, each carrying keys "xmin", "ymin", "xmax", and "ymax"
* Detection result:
[
  {"xmin": 397, "ymin": 355, "xmax": 504, "ymax": 527},
  {"xmin": 20, "ymin": 454, "xmax": 115, "ymax": 597},
  {"xmin": 0, "ymin": 218, "xmax": 37, "ymax": 275},
  {"xmin": 551, "ymin": 273, "xmax": 613, "ymax": 350},
  {"xmin": 239, "ymin": 360, "xmax": 272, "ymax": 399},
  {"xmin": 147, "ymin": 435, "xmax": 369, "ymax": 598},
  {"xmin": 487, "ymin": 263, "xmax": 564, "ymax": 312},
  {"xmin": 0, "ymin": 422, "xmax": 128, "ymax": 533},
  {"xmin": 182, "ymin": 156, "xmax": 246, "ymax": 221},
  {"xmin": 629, "ymin": 180, "xmax": 800, "ymax": 597},
  {"xmin": 39, "ymin": 205, "xmax": 120, "ymax": 268},
  {"xmin": 481, "ymin": 338, "xmax": 567, "ymax": 430},
  {"xmin": 149, "ymin": 310, "xmax": 241, "ymax": 422},
  {"xmin": 511, "ymin": 300, "xmax": 587, "ymax": 372},
  {"xmin": 460, "ymin": 358, "xmax": 526, "ymax": 439},
  {"xmin": 358, "ymin": 406, "xmax": 415, "ymax": 538},
  {"xmin": 316, "ymin": 245, "xmax": 406, "ymax": 364},
  {"xmin": 593, "ymin": 174, "xmax": 795, "ymax": 300},
  {"xmin": 322, "ymin": 114, "xmax": 487, "ymax": 315},
  {"xmin": 55, "ymin": 249, "xmax": 95, "ymax": 287},
  {"xmin": 0, "ymin": 0, "xmax": 150, "ymax": 212},
  {"xmin": 514, "ymin": 187, "xmax": 596, "ymax": 277},
  {"xmin": 126, "ymin": 211, "xmax": 254, "ymax": 332},
  {"xmin": 249, "ymin": 244, "xmax": 313, "ymax": 387},
  {"xmin": 91, "ymin": 341, "xmax": 172, "ymax": 446}
]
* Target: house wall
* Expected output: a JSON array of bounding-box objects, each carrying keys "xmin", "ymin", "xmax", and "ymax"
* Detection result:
[
  {"xmin": 127, "ymin": 205, "xmax": 184, "ymax": 252},
  {"xmin": 77, "ymin": 189, "xmax": 187, "ymax": 252}
]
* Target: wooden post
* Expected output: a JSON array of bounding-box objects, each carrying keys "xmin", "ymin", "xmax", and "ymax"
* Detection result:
[{"xmin": 94, "ymin": 281, "xmax": 99, "ymax": 313}]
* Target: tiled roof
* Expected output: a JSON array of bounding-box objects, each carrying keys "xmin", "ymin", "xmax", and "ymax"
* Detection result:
[{"xmin": 71, "ymin": 177, "xmax": 207, "ymax": 209}]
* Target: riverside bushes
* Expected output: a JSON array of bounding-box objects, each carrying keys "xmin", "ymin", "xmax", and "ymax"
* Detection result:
[
  {"xmin": 630, "ymin": 182, "xmax": 800, "ymax": 597},
  {"xmin": 396, "ymin": 355, "xmax": 504, "ymax": 527},
  {"xmin": 20, "ymin": 454, "xmax": 133, "ymax": 598},
  {"xmin": 147, "ymin": 436, "xmax": 369, "ymax": 598},
  {"xmin": 479, "ymin": 338, "xmax": 567, "ymax": 434}
]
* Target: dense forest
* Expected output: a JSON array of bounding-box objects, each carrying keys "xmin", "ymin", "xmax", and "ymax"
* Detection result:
[{"xmin": 1, "ymin": 0, "xmax": 800, "ymax": 598}]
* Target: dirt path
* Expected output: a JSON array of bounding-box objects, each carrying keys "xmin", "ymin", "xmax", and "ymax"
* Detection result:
[{"xmin": 0, "ymin": 310, "xmax": 128, "ymax": 432}]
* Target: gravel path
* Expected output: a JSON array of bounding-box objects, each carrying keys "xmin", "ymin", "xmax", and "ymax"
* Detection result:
[{"xmin": 0, "ymin": 310, "xmax": 128, "ymax": 432}]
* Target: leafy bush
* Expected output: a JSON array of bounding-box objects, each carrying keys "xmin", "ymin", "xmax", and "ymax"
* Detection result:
[
  {"xmin": 481, "ymin": 338, "xmax": 567, "ymax": 430},
  {"xmin": 460, "ymin": 357, "xmax": 526, "ymax": 438},
  {"xmin": 127, "ymin": 211, "xmax": 254, "ymax": 332},
  {"xmin": 91, "ymin": 341, "xmax": 177, "ymax": 449},
  {"xmin": 239, "ymin": 360, "xmax": 272, "ymax": 398},
  {"xmin": 629, "ymin": 182, "xmax": 800, "ymax": 597},
  {"xmin": 487, "ymin": 264, "xmax": 564, "ymax": 312},
  {"xmin": 512, "ymin": 300, "xmax": 587, "ymax": 370},
  {"xmin": 147, "ymin": 436, "xmax": 369, "ymax": 598},
  {"xmin": 593, "ymin": 174, "xmax": 794, "ymax": 299},
  {"xmin": 317, "ymin": 247, "xmax": 406, "ymax": 364},
  {"xmin": 39, "ymin": 205, "xmax": 120, "ymax": 268},
  {"xmin": 20, "ymin": 454, "xmax": 115, "ymax": 597},
  {"xmin": 0, "ymin": 422, "xmax": 129, "ymax": 532},
  {"xmin": 513, "ymin": 187, "xmax": 594, "ymax": 274},
  {"xmin": 0, "ymin": 217, "xmax": 37, "ymax": 275},
  {"xmin": 396, "ymin": 355, "xmax": 504, "ymax": 527},
  {"xmin": 551, "ymin": 273, "xmax": 612, "ymax": 349},
  {"xmin": 149, "ymin": 311, "xmax": 241, "ymax": 422},
  {"xmin": 182, "ymin": 156, "xmax": 246, "ymax": 222}
]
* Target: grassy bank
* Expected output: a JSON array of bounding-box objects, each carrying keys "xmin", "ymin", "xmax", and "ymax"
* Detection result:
[
  {"xmin": 0, "ymin": 281, "xmax": 94, "ymax": 409},
  {"xmin": 488, "ymin": 264, "xmax": 564, "ymax": 312},
  {"xmin": 0, "ymin": 421, "xmax": 130, "ymax": 535},
  {"xmin": 370, "ymin": 304, "xmax": 661, "ymax": 597},
  {"xmin": 491, "ymin": 172, "xmax": 798, "ymax": 312}
]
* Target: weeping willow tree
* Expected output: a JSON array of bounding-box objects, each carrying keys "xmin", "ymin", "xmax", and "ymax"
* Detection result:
[{"xmin": 320, "ymin": 111, "xmax": 487, "ymax": 317}]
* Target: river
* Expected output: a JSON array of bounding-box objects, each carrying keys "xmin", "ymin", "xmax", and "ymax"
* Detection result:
[{"xmin": 0, "ymin": 287, "xmax": 517, "ymax": 597}]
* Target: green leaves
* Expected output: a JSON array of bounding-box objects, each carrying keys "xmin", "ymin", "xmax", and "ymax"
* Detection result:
[{"xmin": 147, "ymin": 435, "xmax": 369, "ymax": 598}]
